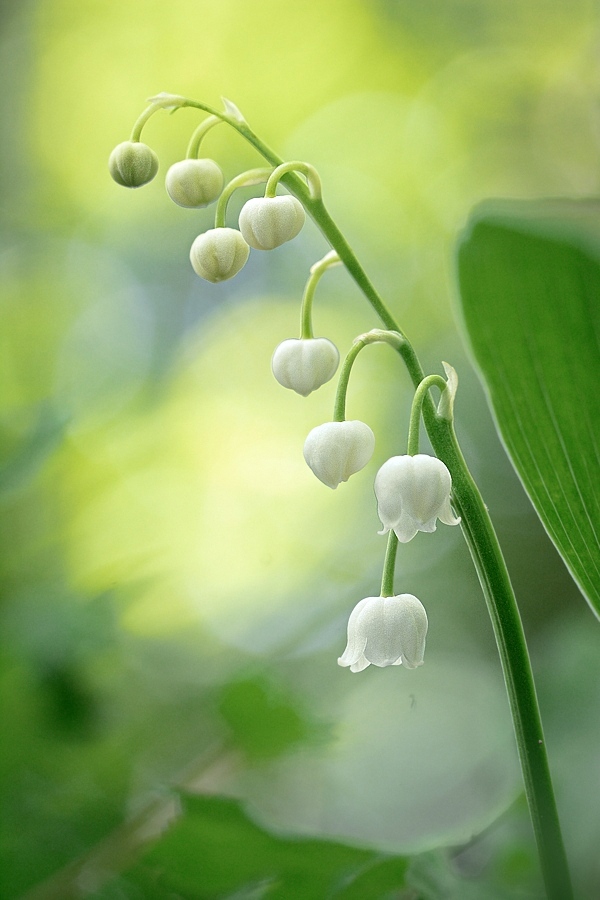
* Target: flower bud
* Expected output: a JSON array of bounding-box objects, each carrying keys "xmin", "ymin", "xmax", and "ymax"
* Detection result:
[
  {"xmin": 165, "ymin": 158, "xmax": 224, "ymax": 208},
  {"xmin": 338, "ymin": 594, "xmax": 428, "ymax": 672},
  {"xmin": 108, "ymin": 141, "xmax": 159, "ymax": 188},
  {"xmin": 189, "ymin": 228, "xmax": 250, "ymax": 283},
  {"xmin": 238, "ymin": 195, "xmax": 305, "ymax": 250},
  {"xmin": 303, "ymin": 420, "xmax": 375, "ymax": 489},
  {"xmin": 272, "ymin": 338, "xmax": 339, "ymax": 396},
  {"xmin": 374, "ymin": 454, "xmax": 461, "ymax": 543}
]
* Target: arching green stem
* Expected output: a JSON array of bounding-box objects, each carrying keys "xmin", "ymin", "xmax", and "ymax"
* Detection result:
[
  {"xmin": 380, "ymin": 532, "xmax": 399, "ymax": 598},
  {"xmin": 333, "ymin": 340, "xmax": 364, "ymax": 422},
  {"xmin": 333, "ymin": 330, "xmax": 404, "ymax": 422},
  {"xmin": 300, "ymin": 251, "xmax": 341, "ymax": 339},
  {"xmin": 265, "ymin": 161, "xmax": 322, "ymax": 200},
  {"xmin": 129, "ymin": 103, "xmax": 162, "ymax": 142},
  {"xmin": 407, "ymin": 374, "xmax": 448, "ymax": 456},
  {"xmin": 214, "ymin": 167, "xmax": 273, "ymax": 228},
  {"xmin": 129, "ymin": 93, "xmax": 574, "ymax": 900},
  {"xmin": 186, "ymin": 115, "xmax": 222, "ymax": 159}
]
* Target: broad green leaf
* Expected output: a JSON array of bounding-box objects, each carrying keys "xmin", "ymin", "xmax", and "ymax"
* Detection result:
[
  {"xmin": 457, "ymin": 199, "xmax": 600, "ymax": 616},
  {"xmin": 99, "ymin": 793, "xmax": 408, "ymax": 899}
]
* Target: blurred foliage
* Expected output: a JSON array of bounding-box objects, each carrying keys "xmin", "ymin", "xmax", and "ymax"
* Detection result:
[
  {"xmin": 1, "ymin": 0, "xmax": 600, "ymax": 898},
  {"xmin": 99, "ymin": 793, "xmax": 410, "ymax": 900}
]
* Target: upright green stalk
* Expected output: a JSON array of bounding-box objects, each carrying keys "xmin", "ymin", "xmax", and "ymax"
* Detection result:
[{"xmin": 142, "ymin": 95, "xmax": 573, "ymax": 899}]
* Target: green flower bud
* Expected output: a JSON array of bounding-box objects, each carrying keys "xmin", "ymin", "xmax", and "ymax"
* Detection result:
[
  {"xmin": 238, "ymin": 195, "xmax": 305, "ymax": 251},
  {"xmin": 108, "ymin": 141, "xmax": 159, "ymax": 188},
  {"xmin": 166, "ymin": 159, "xmax": 224, "ymax": 208},
  {"xmin": 189, "ymin": 228, "xmax": 250, "ymax": 283}
]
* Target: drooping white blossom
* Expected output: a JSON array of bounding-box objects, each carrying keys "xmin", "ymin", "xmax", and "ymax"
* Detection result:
[
  {"xmin": 272, "ymin": 338, "xmax": 339, "ymax": 396},
  {"xmin": 338, "ymin": 594, "xmax": 428, "ymax": 672},
  {"xmin": 303, "ymin": 420, "xmax": 375, "ymax": 489},
  {"xmin": 189, "ymin": 228, "xmax": 250, "ymax": 282},
  {"xmin": 238, "ymin": 195, "xmax": 305, "ymax": 250},
  {"xmin": 374, "ymin": 454, "xmax": 460, "ymax": 543}
]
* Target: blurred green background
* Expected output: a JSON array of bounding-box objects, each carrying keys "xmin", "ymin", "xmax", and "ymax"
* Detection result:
[{"xmin": 1, "ymin": 0, "xmax": 599, "ymax": 897}]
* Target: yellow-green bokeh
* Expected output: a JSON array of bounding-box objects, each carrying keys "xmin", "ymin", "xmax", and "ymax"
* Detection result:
[{"xmin": 2, "ymin": 0, "xmax": 600, "ymax": 896}]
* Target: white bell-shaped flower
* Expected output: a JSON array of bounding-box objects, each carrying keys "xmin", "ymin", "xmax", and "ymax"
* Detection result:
[
  {"xmin": 272, "ymin": 338, "xmax": 339, "ymax": 396},
  {"xmin": 189, "ymin": 228, "xmax": 250, "ymax": 283},
  {"xmin": 238, "ymin": 195, "xmax": 305, "ymax": 250},
  {"xmin": 166, "ymin": 158, "xmax": 224, "ymax": 208},
  {"xmin": 374, "ymin": 453, "xmax": 461, "ymax": 543},
  {"xmin": 303, "ymin": 420, "xmax": 375, "ymax": 489},
  {"xmin": 338, "ymin": 594, "xmax": 428, "ymax": 672}
]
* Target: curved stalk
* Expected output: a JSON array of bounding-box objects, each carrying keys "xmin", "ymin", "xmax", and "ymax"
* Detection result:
[
  {"xmin": 186, "ymin": 115, "xmax": 222, "ymax": 159},
  {"xmin": 300, "ymin": 251, "xmax": 341, "ymax": 339},
  {"xmin": 142, "ymin": 95, "xmax": 573, "ymax": 899}
]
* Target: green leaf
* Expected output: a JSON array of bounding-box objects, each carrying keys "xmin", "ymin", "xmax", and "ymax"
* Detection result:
[
  {"xmin": 457, "ymin": 199, "xmax": 600, "ymax": 616},
  {"xmin": 104, "ymin": 793, "xmax": 409, "ymax": 900},
  {"xmin": 218, "ymin": 675, "xmax": 321, "ymax": 762}
]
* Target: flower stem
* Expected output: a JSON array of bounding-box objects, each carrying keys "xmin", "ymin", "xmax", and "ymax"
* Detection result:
[
  {"xmin": 186, "ymin": 115, "xmax": 222, "ymax": 159},
  {"xmin": 333, "ymin": 339, "xmax": 365, "ymax": 422},
  {"xmin": 300, "ymin": 251, "xmax": 341, "ymax": 339},
  {"xmin": 141, "ymin": 94, "xmax": 573, "ymax": 900},
  {"xmin": 129, "ymin": 103, "xmax": 162, "ymax": 142},
  {"xmin": 380, "ymin": 531, "xmax": 399, "ymax": 598},
  {"xmin": 333, "ymin": 329, "xmax": 404, "ymax": 422},
  {"xmin": 214, "ymin": 167, "xmax": 273, "ymax": 228},
  {"xmin": 431, "ymin": 418, "xmax": 573, "ymax": 900}
]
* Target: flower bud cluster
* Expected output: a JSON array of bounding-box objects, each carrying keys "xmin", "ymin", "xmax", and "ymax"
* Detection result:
[
  {"xmin": 110, "ymin": 131, "xmax": 307, "ymax": 284},
  {"xmin": 185, "ymin": 192, "xmax": 306, "ymax": 284}
]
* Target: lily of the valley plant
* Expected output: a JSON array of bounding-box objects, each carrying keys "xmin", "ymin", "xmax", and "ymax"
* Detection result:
[{"xmin": 109, "ymin": 92, "xmax": 574, "ymax": 900}]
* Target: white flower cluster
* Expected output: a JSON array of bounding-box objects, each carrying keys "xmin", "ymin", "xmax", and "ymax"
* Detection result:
[
  {"xmin": 267, "ymin": 317, "xmax": 460, "ymax": 675},
  {"xmin": 109, "ymin": 125, "xmax": 458, "ymax": 680}
]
